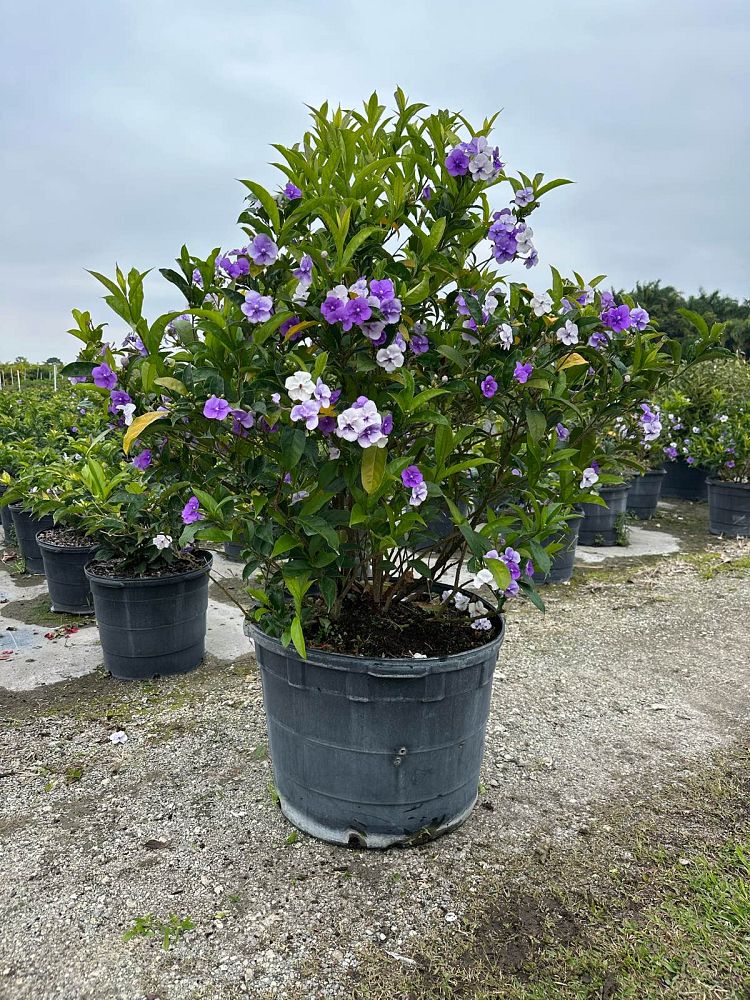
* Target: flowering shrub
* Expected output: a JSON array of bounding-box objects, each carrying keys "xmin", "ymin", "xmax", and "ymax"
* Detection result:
[
  {"xmin": 658, "ymin": 355, "xmax": 749, "ymax": 468},
  {"xmin": 64, "ymin": 92, "xmax": 722, "ymax": 655},
  {"xmin": 688, "ymin": 408, "xmax": 750, "ymax": 482}
]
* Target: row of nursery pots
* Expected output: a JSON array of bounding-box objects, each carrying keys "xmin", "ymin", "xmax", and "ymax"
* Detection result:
[{"xmin": 2, "ymin": 478, "xmax": 749, "ymax": 849}]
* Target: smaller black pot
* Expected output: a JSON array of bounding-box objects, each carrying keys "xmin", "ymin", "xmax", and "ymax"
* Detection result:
[
  {"xmin": 627, "ymin": 469, "xmax": 666, "ymax": 520},
  {"xmin": 9, "ymin": 505, "xmax": 55, "ymax": 574},
  {"xmin": 85, "ymin": 554, "xmax": 212, "ymax": 680},
  {"xmin": 37, "ymin": 533, "xmax": 97, "ymax": 614},
  {"xmin": 707, "ymin": 479, "xmax": 750, "ymax": 537},
  {"xmin": 222, "ymin": 541, "xmax": 243, "ymax": 562},
  {"xmin": 578, "ymin": 484, "xmax": 630, "ymax": 547},
  {"xmin": 539, "ymin": 515, "xmax": 582, "ymax": 585},
  {"xmin": 662, "ymin": 458, "xmax": 709, "ymax": 501},
  {"xmin": 0, "ymin": 484, "xmax": 14, "ymax": 542}
]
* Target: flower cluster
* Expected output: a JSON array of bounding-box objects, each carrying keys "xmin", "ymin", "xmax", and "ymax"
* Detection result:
[
  {"xmin": 487, "ymin": 209, "xmax": 537, "ymax": 268},
  {"xmin": 445, "ymin": 136, "xmax": 503, "ymax": 182}
]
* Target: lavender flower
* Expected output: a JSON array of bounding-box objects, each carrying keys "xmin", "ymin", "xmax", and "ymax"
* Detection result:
[
  {"xmin": 290, "ymin": 399, "xmax": 321, "ymax": 430},
  {"xmin": 420, "ymin": 184, "xmax": 432, "ymax": 202},
  {"xmin": 203, "ymin": 395, "xmax": 231, "ymax": 421},
  {"xmin": 132, "ymin": 450, "xmax": 152, "ymax": 471},
  {"xmin": 410, "ymin": 333, "xmax": 429, "ymax": 355},
  {"xmin": 556, "ymin": 320, "xmax": 579, "ymax": 346},
  {"xmin": 513, "ymin": 361, "xmax": 533, "ymax": 384},
  {"xmin": 514, "ymin": 186, "xmax": 534, "ymax": 207},
  {"xmin": 409, "ymin": 482, "xmax": 428, "ymax": 506},
  {"xmin": 401, "ymin": 466, "xmax": 424, "ymax": 488},
  {"xmin": 321, "ymin": 295, "xmax": 347, "ymax": 324},
  {"xmin": 630, "ymin": 306, "xmax": 650, "ymax": 330},
  {"xmin": 282, "ymin": 182, "xmax": 302, "ymax": 200},
  {"xmin": 481, "ymin": 375, "xmax": 498, "ymax": 398},
  {"xmin": 293, "ymin": 254, "xmax": 313, "ymax": 288},
  {"xmin": 370, "ymin": 278, "xmax": 395, "ymax": 303},
  {"xmin": 343, "ymin": 296, "xmax": 372, "ymax": 330},
  {"xmin": 580, "ymin": 467, "xmax": 599, "ymax": 489},
  {"xmin": 376, "ymin": 343, "xmax": 405, "ymax": 372},
  {"xmin": 248, "ymin": 233, "xmax": 278, "ymax": 266},
  {"xmin": 531, "ymin": 291, "xmax": 552, "ymax": 316},
  {"xmin": 556, "ymin": 423, "xmax": 570, "ymax": 441},
  {"xmin": 445, "ymin": 147, "xmax": 470, "ymax": 177},
  {"xmin": 379, "ymin": 298, "xmax": 402, "ymax": 324},
  {"xmin": 600, "ymin": 304, "xmax": 631, "ymax": 332},
  {"xmin": 241, "ymin": 290, "xmax": 274, "ymax": 324},
  {"xmin": 588, "ymin": 331, "xmax": 610, "ymax": 350}
]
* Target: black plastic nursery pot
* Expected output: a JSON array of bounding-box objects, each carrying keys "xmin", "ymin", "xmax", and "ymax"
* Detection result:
[
  {"xmin": 223, "ymin": 541, "xmax": 243, "ymax": 562},
  {"xmin": 662, "ymin": 459, "xmax": 709, "ymax": 501},
  {"xmin": 707, "ymin": 479, "xmax": 750, "ymax": 538},
  {"xmin": 539, "ymin": 515, "xmax": 582, "ymax": 585},
  {"xmin": 0, "ymin": 485, "xmax": 14, "ymax": 542},
  {"xmin": 37, "ymin": 533, "xmax": 97, "ymax": 614},
  {"xmin": 9, "ymin": 505, "xmax": 55, "ymax": 574},
  {"xmin": 245, "ymin": 618, "xmax": 505, "ymax": 848},
  {"xmin": 577, "ymin": 484, "xmax": 630, "ymax": 547},
  {"xmin": 626, "ymin": 468, "xmax": 666, "ymax": 520},
  {"xmin": 85, "ymin": 554, "xmax": 212, "ymax": 680}
]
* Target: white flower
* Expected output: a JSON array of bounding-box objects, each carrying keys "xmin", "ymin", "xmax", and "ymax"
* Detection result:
[
  {"xmin": 470, "ymin": 568, "xmax": 496, "ymax": 590},
  {"xmin": 531, "ymin": 291, "xmax": 552, "ymax": 316},
  {"xmin": 376, "ymin": 345, "xmax": 405, "ymax": 373},
  {"xmin": 151, "ymin": 533, "xmax": 172, "ymax": 551},
  {"xmin": 109, "ymin": 731, "xmax": 128, "ymax": 745},
  {"xmin": 445, "ymin": 912, "xmax": 459, "ymax": 923},
  {"xmin": 349, "ymin": 277, "xmax": 369, "ymax": 297},
  {"xmin": 292, "ymin": 282, "xmax": 310, "ymax": 305},
  {"xmin": 453, "ymin": 592, "xmax": 470, "ymax": 611},
  {"xmin": 328, "ymin": 446, "xmax": 341, "ymax": 460},
  {"xmin": 331, "ymin": 284, "xmax": 349, "ymax": 302},
  {"xmin": 412, "ymin": 653, "xmax": 427, "ymax": 659},
  {"xmin": 485, "ymin": 294, "xmax": 499, "ymax": 316},
  {"xmin": 336, "ymin": 408, "xmax": 367, "ymax": 442},
  {"xmin": 580, "ymin": 467, "xmax": 599, "ymax": 489},
  {"xmin": 718, "ymin": 414, "xmax": 729, "ymax": 423},
  {"xmin": 471, "ymin": 617, "xmax": 492, "ymax": 631},
  {"xmin": 117, "ymin": 403, "xmax": 136, "ymax": 426},
  {"xmin": 468, "ymin": 602, "xmax": 485, "ymax": 618},
  {"xmin": 290, "ymin": 490, "xmax": 309, "ymax": 504},
  {"xmin": 284, "ymin": 371, "xmax": 315, "ymax": 402},
  {"xmin": 557, "ymin": 320, "xmax": 579, "ymax": 346},
  {"xmin": 495, "ymin": 324, "xmax": 514, "ymax": 350}
]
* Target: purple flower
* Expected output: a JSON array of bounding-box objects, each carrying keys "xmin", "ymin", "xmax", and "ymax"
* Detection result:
[
  {"xmin": 664, "ymin": 445, "xmax": 678, "ymax": 461},
  {"xmin": 401, "ymin": 465, "xmax": 424, "ymax": 488},
  {"xmin": 68, "ymin": 375, "xmax": 88, "ymax": 384},
  {"xmin": 410, "ymin": 334, "xmax": 429, "ymax": 355},
  {"xmin": 290, "ymin": 399, "xmax": 321, "ymax": 430},
  {"xmin": 292, "ymin": 254, "xmax": 313, "ymax": 287},
  {"xmin": 380, "ymin": 413, "xmax": 393, "ymax": 436},
  {"xmin": 92, "ymin": 363, "xmax": 117, "ymax": 389},
  {"xmin": 181, "ymin": 496, "xmax": 203, "ymax": 525},
  {"xmin": 230, "ymin": 408, "xmax": 254, "ymax": 435},
  {"xmin": 504, "ymin": 580, "xmax": 520, "ymax": 598},
  {"xmin": 132, "ymin": 450, "xmax": 152, "ymax": 471},
  {"xmin": 525, "ymin": 559, "xmax": 534, "ymax": 578},
  {"xmin": 203, "ymin": 395, "xmax": 231, "ymax": 421},
  {"xmin": 321, "ymin": 294, "xmax": 347, "ymax": 324},
  {"xmin": 420, "ymin": 184, "xmax": 432, "ymax": 202},
  {"xmin": 379, "ymin": 298, "xmax": 402, "ymax": 324},
  {"xmin": 370, "ymin": 278, "xmax": 395, "ymax": 303},
  {"xmin": 279, "ymin": 315, "xmax": 301, "ymax": 341},
  {"xmin": 515, "ymin": 186, "xmax": 534, "ymax": 207},
  {"xmin": 726, "ymin": 459, "xmax": 736, "ymax": 469},
  {"xmin": 599, "ymin": 290, "xmax": 615, "ymax": 310},
  {"xmin": 282, "ymin": 182, "xmax": 302, "ymax": 200},
  {"xmin": 686, "ymin": 456, "xmax": 695, "ymax": 465},
  {"xmin": 318, "ymin": 416, "xmax": 336, "ymax": 435},
  {"xmin": 513, "ymin": 362, "xmax": 533, "ymax": 384},
  {"xmin": 445, "ymin": 147, "xmax": 470, "ymax": 177},
  {"xmin": 343, "ymin": 296, "xmax": 372, "ymax": 331},
  {"xmin": 600, "ymin": 304, "xmax": 631, "ymax": 332},
  {"xmin": 556, "ymin": 423, "xmax": 570, "ymax": 441},
  {"xmin": 241, "ymin": 290, "xmax": 274, "ymax": 324},
  {"xmin": 588, "ymin": 331, "xmax": 610, "ymax": 350},
  {"xmin": 630, "ymin": 307, "xmax": 650, "ymax": 330},
  {"xmin": 410, "ymin": 482, "xmax": 428, "ymax": 506},
  {"xmin": 110, "ymin": 389, "xmax": 132, "ymax": 409},
  {"xmin": 192, "ymin": 268, "xmax": 203, "ymax": 288},
  {"xmin": 248, "ymin": 233, "xmax": 278, "ymax": 266},
  {"xmin": 481, "ymin": 375, "xmax": 498, "ymax": 398}
]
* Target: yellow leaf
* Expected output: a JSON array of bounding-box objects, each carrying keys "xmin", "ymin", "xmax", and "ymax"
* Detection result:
[
  {"xmin": 361, "ymin": 447, "xmax": 387, "ymax": 494},
  {"xmin": 154, "ymin": 377, "xmax": 188, "ymax": 395},
  {"xmin": 284, "ymin": 320, "xmax": 318, "ymax": 342},
  {"xmin": 557, "ymin": 352, "xmax": 588, "ymax": 371},
  {"xmin": 122, "ymin": 411, "xmax": 168, "ymax": 455}
]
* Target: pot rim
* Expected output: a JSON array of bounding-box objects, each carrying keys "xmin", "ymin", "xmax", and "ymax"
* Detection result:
[
  {"xmin": 707, "ymin": 477, "xmax": 750, "ymax": 490},
  {"xmin": 36, "ymin": 530, "xmax": 98, "ymax": 554},
  {"xmin": 244, "ymin": 614, "xmax": 505, "ymax": 676},
  {"xmin": 84, "ymin": 550, "xmax": 213, "ymax": 587}
]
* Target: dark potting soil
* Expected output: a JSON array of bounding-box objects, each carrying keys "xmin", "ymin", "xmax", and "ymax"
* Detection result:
[
  {"xmin": 307, "ymin": 591, "xmax": 501, "ymax": 659},
  {"xmin": 37, "ymin": 527, "xmax": 96, "ymax": 549},
  {"xmin": 87, "ymin": 552, "xmax": 209, "ymax": 580}
]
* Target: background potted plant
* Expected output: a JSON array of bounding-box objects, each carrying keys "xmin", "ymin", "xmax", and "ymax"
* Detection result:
[
  {"xmin": 64, "ymin": 92, "xmax": 721, "ymax": 845},
  {"xmin": 689, "ymin": 406, "xmax": 750, "ymax": 537},
  {"xmin": 658, "ymin": 353, "xmax": 749, "ymax": 500},
  {"xmin": 618, "ymin": 403, "xmax": 668, "ymax": 520}
]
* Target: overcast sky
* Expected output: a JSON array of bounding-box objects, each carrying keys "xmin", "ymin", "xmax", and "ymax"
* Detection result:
[{"xmin": 1, "ymin": 0, "xmax": 748, "ymax": 361}]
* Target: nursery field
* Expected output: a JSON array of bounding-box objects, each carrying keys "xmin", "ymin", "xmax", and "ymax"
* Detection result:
[{"xmin": 2, "ymin": 501, "xmax": 749, "ymax": 1000}]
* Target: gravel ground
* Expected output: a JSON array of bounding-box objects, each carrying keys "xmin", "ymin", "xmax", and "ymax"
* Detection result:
[{"xmin": 1, "ymin": 506, "xmax": 749, "ymax": 1000}]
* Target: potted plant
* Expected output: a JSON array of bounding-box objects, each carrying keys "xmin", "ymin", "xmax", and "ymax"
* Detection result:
[
  {"xmin": 620, "ymin": 404, "xmax": 667, "ymax": 520},
  {"xmin": 689, "ymin": 407, "xmax": 750, "ymax": 537},
  {"xmin": 65, "ymin": 92, "xmax": 720, "ymax": 845},
  {"xmin": 658, "ymin": 355, "xmax": 750, "ymax": 500}
]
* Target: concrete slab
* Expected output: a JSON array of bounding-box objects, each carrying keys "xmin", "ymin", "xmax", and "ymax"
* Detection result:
[{"xmin": 577, "ymin": 525, "xmax": 680, "ymax": 564}]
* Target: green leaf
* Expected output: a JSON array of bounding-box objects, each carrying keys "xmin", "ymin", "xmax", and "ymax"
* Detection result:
[
  {"xmin": 526, "ymin": 408, "xmax": 546, "ymax": 442},
  {"xmin": 341, "ymin": 226, "xmax": 381, "ymax": 269},
  {"xmin": 271, "ymin": 534, "xmax": 300, "ymax": 558},
  {"xmin": 280, "ymin": 428, "xmax": 307, "ymax": 469},
  {"xmin": 422, "ymin": 217, "xmax": 446, "ymax": 257},
  {"xmin": 239, "ymin": 180, "xmax": 281, "ymax": 233},
  {"xmin": 488, "ymin": 559, "xmax": 511, "ymax": 591},
  {"xmin": 403, "ymin": 274, "xmax": 432, "ymax": 305},
  {"xmin": 290, "ymin": 616, "xmax": 306, "ymax": 659},
  {"xmin": 361, "ymin": 447, "xmax": 387, "ymax": 494},
  {"xmin": 436, "ymin": 344, "xmax": 468, "ymax": 369}
]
